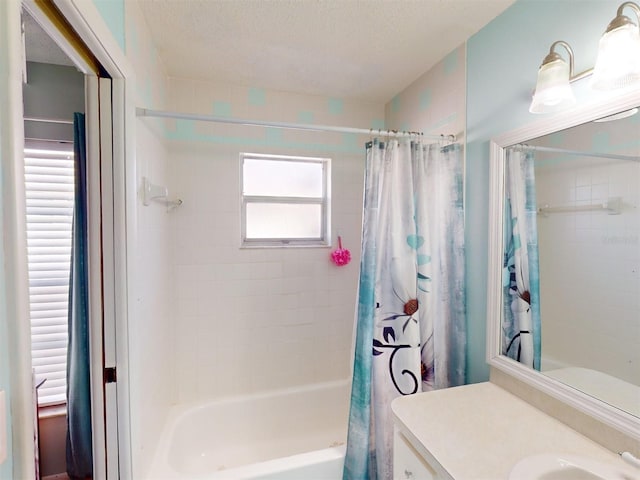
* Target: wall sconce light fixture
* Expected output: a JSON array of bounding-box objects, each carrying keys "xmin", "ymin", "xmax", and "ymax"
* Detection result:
[
  {"xmin": 530, "ymin": 1, "xmax": 640, "ymax": 113},
  {"xmin": 592, "ymin": 1, "xmax": 640, "ymax": 90},
  {"xmin": 529, "ymin": 41, "xmax": 578, "ymax": 113}
]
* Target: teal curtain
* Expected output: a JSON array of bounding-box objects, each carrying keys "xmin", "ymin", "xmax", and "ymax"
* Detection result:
[
  {"xmin": 343, "ymin": 140, "xmax": 466, "ymax": 480},
  {"xmin": 66, "ymin": 112, "xmax": 93, "ymax": 479},
  {"xmin": 502, "ymin": 148, "xmax": 541, "ymax": 370}
]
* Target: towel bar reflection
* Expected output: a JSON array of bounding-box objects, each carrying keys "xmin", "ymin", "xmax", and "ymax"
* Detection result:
[
  {"xmin": 537, "ymin": 196, "xmax": 622, "ymax": 216},
  {"xmin": 142, "ymin": 176, "xmax": 183, "ymax": 211}
]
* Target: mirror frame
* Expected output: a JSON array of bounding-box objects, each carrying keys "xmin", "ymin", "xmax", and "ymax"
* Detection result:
[{"xmin": 487, "ymin": 87, "xmax": 640, "ymax": 441}]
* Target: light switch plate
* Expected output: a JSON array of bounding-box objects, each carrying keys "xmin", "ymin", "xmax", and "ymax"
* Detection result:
[{"xmin": 0, "ymin": 390, "xmax": 6, "ymax": 464}]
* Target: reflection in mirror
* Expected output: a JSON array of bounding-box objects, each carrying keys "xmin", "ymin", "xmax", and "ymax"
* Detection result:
[
  {"xmin": 502, "ymin": 107, "xmax": 640, "ymax": 418},
  {"xmin": 502, "ymin": 148, "xmax": 541, "ymax": 371}
]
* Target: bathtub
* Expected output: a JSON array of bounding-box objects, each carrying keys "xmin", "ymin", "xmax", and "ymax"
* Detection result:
[
  {"xmin": 540, "ymin": 354, "xmax": 569, "ymax": 372},
  {"xmin": 543, "ymin": 366, "xmax": 640, "ymax": 418},
  {"xmin": 147, "ymin": 379, "xmax": 350, "ymax": 479}
]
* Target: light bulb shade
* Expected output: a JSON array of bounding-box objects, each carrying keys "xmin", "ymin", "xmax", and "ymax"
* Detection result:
[
  {"xmin": 591, "ymin": 22, "xmax": 640, "ymax": 90},
  {"xmin": 529, "ymin": 59, "xmax": 576, "ymax": 113}
]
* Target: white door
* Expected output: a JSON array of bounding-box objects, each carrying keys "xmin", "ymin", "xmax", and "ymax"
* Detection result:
[
  {"xmin": 98, "ymin": 75, "xmax": 120, "ymax": 480},
  {"xmin": 86, "ymin": 75, "xmax": 120, "ymax": 480}
]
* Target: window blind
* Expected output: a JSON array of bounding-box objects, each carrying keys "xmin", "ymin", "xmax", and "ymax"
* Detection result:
[{"xmin": 24, "ymin": 145, "xmax": 75, "ymax": 406}]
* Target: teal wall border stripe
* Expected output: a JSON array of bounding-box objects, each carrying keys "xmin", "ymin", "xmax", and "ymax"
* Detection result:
[
  {"xmin": 92, "ymin": 0, "xmax": 126, "ymax": 53},
  {"xmin": 164, "ymin": 119, "xmax": 366, "ymax": 154}
]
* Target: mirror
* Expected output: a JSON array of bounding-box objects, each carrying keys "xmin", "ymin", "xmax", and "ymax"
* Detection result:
[
  {"xmin": 504, "ymin": 108, "xmax": 640, "ymax": 415},
  {"xmin": 488, "ymin": 88, "xmax": 640, "ymax": 441}
]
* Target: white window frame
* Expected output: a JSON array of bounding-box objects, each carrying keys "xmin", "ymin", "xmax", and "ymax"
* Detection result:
[{"xmin": 240, "ymin": 152, "xmax": 331, "ymax": 247}]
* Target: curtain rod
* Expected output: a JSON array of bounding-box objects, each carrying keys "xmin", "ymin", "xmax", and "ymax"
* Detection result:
[
  {"xmin": 24, "ymin": 116, "xmax": 74, "ymax": 125},
  {"xmin": 517, "ymin": 144, "xmax": 640, "ymax": 162},
  {"xmin": 25, "ymin": 137, "xmax": 73, "ymax": 145},
  {"xmin": 136, "ymin": 107, "xmax": 454, "ymax": 141}
]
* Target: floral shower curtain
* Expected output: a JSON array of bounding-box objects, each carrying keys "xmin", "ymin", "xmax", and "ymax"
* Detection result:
[
  {"xmin": 502, "ymin": 148, "xmax": 541, "ymax": 370},
  {"xmin": 343, "ymin": 139, "xmax": 466, "ymax": 480}
]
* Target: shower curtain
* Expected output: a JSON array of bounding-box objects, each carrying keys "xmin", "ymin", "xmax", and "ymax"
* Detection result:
[
  {"xmin": 343, "ymin": 139, "xmax": 466, "ymax": 480},
  {"xmin": 502, "ymin": 148, "xmax": 541, "ymax": 370}
]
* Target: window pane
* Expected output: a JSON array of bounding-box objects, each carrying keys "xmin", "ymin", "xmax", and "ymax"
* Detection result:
[
  {"xmin": 243, "ymin": 159, "xmax": 323, "ymax": 197},
  {"xmin": 246, "ymin": 203, "xmax": 322, "ymax": 239}
]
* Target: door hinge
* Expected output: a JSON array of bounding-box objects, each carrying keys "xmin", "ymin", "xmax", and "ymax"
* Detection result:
[{"xmin": 104, "ymin": 367, "xmax": 117, "ymax": 384}]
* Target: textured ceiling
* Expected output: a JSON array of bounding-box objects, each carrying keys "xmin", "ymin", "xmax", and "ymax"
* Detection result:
[{"xmin": 136, "ymin": 0, "xmax": 515, "ymax": 103}]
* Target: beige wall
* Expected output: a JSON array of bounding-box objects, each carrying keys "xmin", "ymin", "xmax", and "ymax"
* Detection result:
[
  {"xmin": 38, "ymin": 413, "xmax": 66, "ymax": 477},
  {"xmin": 384, "ymin": 44, "xmax": 465, "ymax": 142}
]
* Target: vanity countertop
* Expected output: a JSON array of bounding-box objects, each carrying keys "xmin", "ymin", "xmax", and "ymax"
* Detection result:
[{"xmin": 392, "ymin": 382, "xmax": 637, "ymax": 480}]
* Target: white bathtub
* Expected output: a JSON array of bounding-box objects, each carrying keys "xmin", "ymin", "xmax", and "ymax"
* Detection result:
[
  {"xmin": 147, "ymin": 379, "xmax": 350, "ymax": 479},
  {"xmin": 543, "ymin": 367, "xmax": 640, "ymax": 417},
  {"xmin": 540, "ymin": 354, "xmax": 569, "ymax": 372}
]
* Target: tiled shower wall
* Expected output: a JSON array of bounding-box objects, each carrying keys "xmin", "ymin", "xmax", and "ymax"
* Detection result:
[
  {"xmin": 165, "ymin": 77, "xmax": 382, "ymax": 404},
  {"xmin": 163, "ymin": 41, "xmax": 468, "ymax": 404},
  {"xmin": 535, "ymin": 117, "xmax": 640, "ymax": 385},
  {"xmin": 125, "ymin": 3, "xmax": 174, "ymax": 477}
]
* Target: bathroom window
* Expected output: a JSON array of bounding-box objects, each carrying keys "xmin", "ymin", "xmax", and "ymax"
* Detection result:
[
  {"xmin": 24, "ymin": 142, "xmax": 75, "ymax": 405},
  {"xmin": 241, "ymin": 153, "xmax": 330, "ymax": 247}
]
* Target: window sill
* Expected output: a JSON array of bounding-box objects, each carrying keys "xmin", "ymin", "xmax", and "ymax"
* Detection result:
[{"xmin": 38, "ymin": 403, "xmax": 66, "ymax": 419}]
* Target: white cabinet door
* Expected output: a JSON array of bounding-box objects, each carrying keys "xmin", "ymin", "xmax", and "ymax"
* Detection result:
[{"xmin": 393, "ymin": 428, "xmax": 439, "ymax": 480}]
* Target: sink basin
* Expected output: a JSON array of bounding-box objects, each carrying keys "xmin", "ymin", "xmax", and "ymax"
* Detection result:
[{"xmin": 508, "ymin": 454, "xmax": 639, "ymax": 480}]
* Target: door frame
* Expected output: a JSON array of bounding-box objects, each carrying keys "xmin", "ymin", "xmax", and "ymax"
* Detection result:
[{"xmin": 1, "ymin": 0, "xmax": 135, "ymax": 477}]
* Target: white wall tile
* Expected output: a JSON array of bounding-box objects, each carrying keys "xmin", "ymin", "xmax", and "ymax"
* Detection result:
[
  {"xmin": 127, "ymin": 71, "xmax": 175, "ymax": 480},
  {"xmin": 166, "ymin": 78, "xmax": 368, "ymax": 403},
  {"xmin": 538, "ymin": 148, "xmax": 639, "ymax": 385}
]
